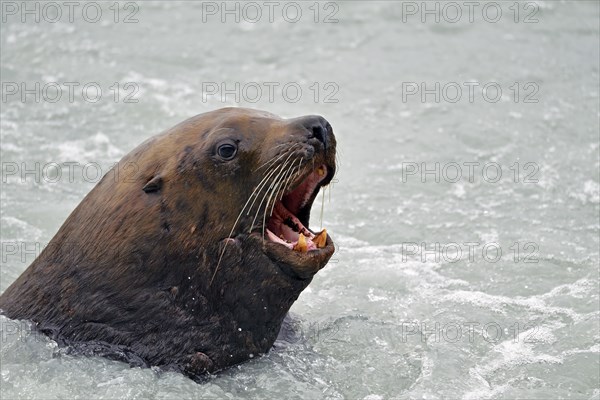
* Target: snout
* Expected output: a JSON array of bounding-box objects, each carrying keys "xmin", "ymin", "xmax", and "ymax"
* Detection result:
[{"xmin": 290, "ymin": 115, "xmax": 335, "ymax": 152}]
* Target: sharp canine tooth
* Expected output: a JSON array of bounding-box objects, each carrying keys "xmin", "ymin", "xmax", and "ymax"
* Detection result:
[
  {"xmin": 294, "ymin": 233, "xmax": 308, "ymax": 252},
  {"xmin": 313, "ymin": 229, "xmax": 327, "ymax": 248},
  {"xmin": 317, "ymin": 166, "xmax": 326, "ymax": 176}
]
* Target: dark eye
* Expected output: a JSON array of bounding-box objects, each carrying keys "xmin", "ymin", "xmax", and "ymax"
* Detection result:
[{"xmin": 217, "ymin": 142, "xmax": 237, "ymax": 160}]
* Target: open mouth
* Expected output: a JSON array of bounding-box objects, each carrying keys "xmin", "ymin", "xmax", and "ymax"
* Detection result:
[{"xmin": 265, "ymin": 164, "xmax": 330, "ymax": 253}]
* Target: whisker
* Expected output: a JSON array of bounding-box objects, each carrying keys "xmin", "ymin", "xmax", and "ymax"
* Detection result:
[
  {"xmin": 277, "ymin": 160, "xmax": 297, "ymax": 196},
  {"xmin": 253, "ymin": 143, "xmax": 301, "ymax": 172},
  {"xmin": 246, "ymin": 143, "xmax": 302, "ymax": 219},
  {"xmin": 262, "ymin": 150, "xmax": 304, "ymax": 209},
  {"xmin": 253, "ymin": 145, "xmax": 304, "ymax": 239},
  {"xmin": 320, "ymin": 186, "xmax": 325, "ymax": 230},
  {"xmin": 262, "ymin": 175, "xmax": 288, "ymax": 241},
  {"xmin": 249, "ymin": 158, "xmax": 294, "ymax": 232},
  {"xmin": 265, "ymin": 158, "xmax": 301, "ymax": 231},
  {"xmin": 245, "ymin": 165, "xmax": 282, "ymax": 216},
  {"xmin": 210, "ymin": 163, "xmax": 285, "ymax": 285},
  {"xmin": 253, "ymin": 152, "xmax": 286, "ymax": 173},
  {"xmin": 267, "ymin": 162, "xmax": 296, "ymax": 220},
  {"xmin": 279, "ymin": 157, "xmax": 304, "ymax": 200},
  {"xmin": 246, "ymin": 160, "xmax": 289, "ymax": 223}
]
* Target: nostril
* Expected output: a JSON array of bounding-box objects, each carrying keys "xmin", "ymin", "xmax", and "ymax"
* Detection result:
[
  {"xmin": 311, "ymin": 125, "xmax": 326, "ymax": 145},
  {"xmin": 301, "ymin": 116, "xmax": 329, "ymax": 149}
]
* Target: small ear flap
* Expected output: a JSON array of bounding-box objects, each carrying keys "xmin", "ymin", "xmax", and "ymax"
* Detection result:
[{"xmin": 143, "ymin": 176, "xmax": 163, "ymax": 193}]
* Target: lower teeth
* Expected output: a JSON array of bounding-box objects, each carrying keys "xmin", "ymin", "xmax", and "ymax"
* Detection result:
[
  {"xmin": 291, "ymin": 229, "xmax": 328, "ymax": 252},
  {"xmin": 313, "ymin": 229, "xmax": 327, "ymax": 249},
  {"xmin": 293, "ymin": 233, "xmax": 307, "ymax": 252}
]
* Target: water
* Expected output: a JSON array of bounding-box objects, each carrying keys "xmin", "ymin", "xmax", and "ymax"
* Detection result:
[{"xmin": 1, "ymin": 1, "xmax": 599, "ymax": 398}]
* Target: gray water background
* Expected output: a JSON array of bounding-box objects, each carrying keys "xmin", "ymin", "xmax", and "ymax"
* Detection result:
[{"xmin": 1, "ymin": 1, "xmax": 599, "ymax": 399}]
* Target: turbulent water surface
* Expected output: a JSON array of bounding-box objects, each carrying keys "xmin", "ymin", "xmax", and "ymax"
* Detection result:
[{"xmin": 1, "ymin": 1, "xmax": 599, "ymax": 399}]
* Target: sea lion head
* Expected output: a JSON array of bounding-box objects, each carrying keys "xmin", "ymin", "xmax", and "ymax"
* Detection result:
[
  {"xmin": 0, "ymin": 107, "xmax": 337, "ymax": 376},
  {"xmin": 127, "ymin": 107, "xmax": 338, "ymax": 371},
  {"xmin": 161, "ymin": 107, "xmax": 337, "ymax": 280}
]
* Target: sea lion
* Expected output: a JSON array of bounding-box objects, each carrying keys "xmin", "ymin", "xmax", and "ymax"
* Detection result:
[{"xmin": 0, "ymin": 107, "xmax": 337, "ymax": 380}]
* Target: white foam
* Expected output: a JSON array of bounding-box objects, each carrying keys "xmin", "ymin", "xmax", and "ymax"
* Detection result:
[{"xmin": 54, "ymin": 132, "xmax": 122, "ymax": 164}]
